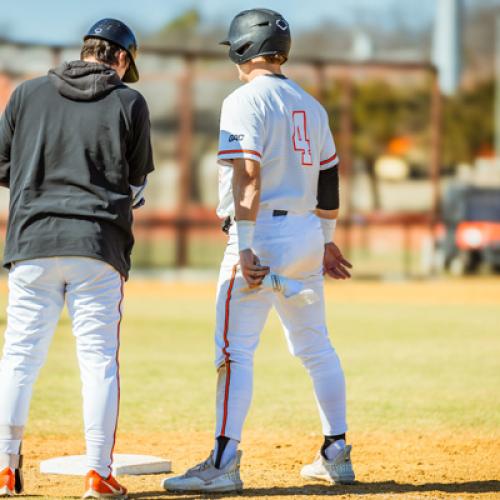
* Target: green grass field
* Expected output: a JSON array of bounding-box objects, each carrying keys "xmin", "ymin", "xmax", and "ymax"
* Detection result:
[
  {"xmin": 0, "ymin": 277, "xmax": 499, "ymax": 498},
  {"xmin": 11, "ymin": 278, "xmax": 497, "ymax": 435},
  {"xmin": 132, "ymin": 236, "xmax": 426, "ymax": 278}
]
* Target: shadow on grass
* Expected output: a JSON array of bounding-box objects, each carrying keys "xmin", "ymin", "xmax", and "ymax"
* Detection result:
[{"xmin": 129, "ymin": 480, "xmax": 500, "ymax": 498}]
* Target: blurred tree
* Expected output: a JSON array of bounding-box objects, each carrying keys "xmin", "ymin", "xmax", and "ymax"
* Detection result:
[
  {"xmin": 145, "ymin": 8, "xmax": 228, "ymax": 50},
  {"xmin": 322, "ymin": 77, "xmax": 493, "ymax": 210},
  {"xmin": 164, "ymin": 9, "xmax": 201, "ymax": 32},
  {"xmin": 442, "ymin": 80, "xmax": 494, "ymax": 164},
  {"xmin": 323, "ymin": 80, "xmax": 431, "ymax": 208},
  {"xmin": 154, "ymin": 9, "xmax": 201, "ymax": 39},
  {"xmin": 146, "ymin": 8, "xmax": 204, "ymax": 46},
  {"xmin": 351, "ymin": 82, "xmax": 400, "ymax": 208}
]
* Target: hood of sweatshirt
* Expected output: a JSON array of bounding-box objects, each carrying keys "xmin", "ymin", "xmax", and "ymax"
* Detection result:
[{"xmin": 48, "ymin": 60, "xmax": 124, "ymax": 101}]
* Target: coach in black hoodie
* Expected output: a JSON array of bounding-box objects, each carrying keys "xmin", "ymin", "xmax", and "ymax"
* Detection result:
[{"xmin": 0, "ymin": 19, "xmax": 153, "ymax": 498}]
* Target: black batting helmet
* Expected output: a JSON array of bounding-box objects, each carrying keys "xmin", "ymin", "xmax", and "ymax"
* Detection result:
[
  {"xmin": 84, "ymin": 18, "xmax": 139, "ymax": 83},
  {"xmin": 220, "ymin": 9, "xmax": 291, "ymax": 64}
]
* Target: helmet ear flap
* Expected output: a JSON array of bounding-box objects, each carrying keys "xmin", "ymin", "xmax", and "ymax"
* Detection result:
[{"xmin": 235, "ymin": 42, "xmax": 253, "ymax": 57}]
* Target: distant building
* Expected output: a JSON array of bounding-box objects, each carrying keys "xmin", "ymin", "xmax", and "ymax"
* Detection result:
[{"xmin": 351, "ymin": 31, "xmax": 374, "ymax": 61}]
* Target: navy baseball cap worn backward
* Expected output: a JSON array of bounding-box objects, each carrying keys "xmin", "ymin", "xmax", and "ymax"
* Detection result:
[
  {"xmin": 221, "ymin": 9, "xmax": 291, "ymax": 64},
  {"xmin": 84, "ymin": 18, "xmax": 139, "ymax": 83}
]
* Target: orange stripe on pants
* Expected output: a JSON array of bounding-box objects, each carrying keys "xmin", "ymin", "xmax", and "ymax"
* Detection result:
[
  {"xmin": 109, "ymin": 276, "xmax": 124, "ymax": 472},
  {"xmin": 220, "ymin": 265, "xmax": 238, "ymax": 437}
]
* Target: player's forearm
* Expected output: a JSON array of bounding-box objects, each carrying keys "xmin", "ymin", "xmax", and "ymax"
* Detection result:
[
  {"xmin": 232, "ymin": 158, "xmax": 260, "ymax": 252},
  {"xmin": 232, "ymin": 159, "xmax": 261, "ymax": 222}
]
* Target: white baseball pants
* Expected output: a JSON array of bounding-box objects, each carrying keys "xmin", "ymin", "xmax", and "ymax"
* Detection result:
[
  {"xmin": 214, "ymin": 210, "xmax": 347, "ymax": 441},
  {"xmin": 0, "ymin": 257, "xmax": 124, "ymax": 477}
]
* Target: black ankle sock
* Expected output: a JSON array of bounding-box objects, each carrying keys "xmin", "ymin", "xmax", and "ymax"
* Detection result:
[
  {"xmin": 321, "ymin": 434, "xmax": 346, "ymax": 458},
  {"xmin": 214, "ymin": 436, "xmax": 230, "ymax": 469}
]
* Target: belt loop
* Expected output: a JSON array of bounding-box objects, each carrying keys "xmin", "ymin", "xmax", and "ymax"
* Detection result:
[{"xmin": 272, "ymin": 210, "xmax": 288, "ymax": 217}]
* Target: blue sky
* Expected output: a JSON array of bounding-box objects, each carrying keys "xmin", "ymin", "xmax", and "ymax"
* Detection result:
[
  {"xmin": 0, "ymin": 0, "xmax": 498, "ymax": 45},
  {"xmin": 1, "ymin": 0, "xmax": 433, "ymax": 44}
]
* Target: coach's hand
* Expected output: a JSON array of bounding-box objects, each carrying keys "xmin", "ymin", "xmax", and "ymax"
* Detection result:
[
  {"xmin": 324, "ymin": 242, "xmax": 352, "ymax": 280},
  {"xmin": 239, "ymin": 249, "xmax": 270, "ymax": 287}
]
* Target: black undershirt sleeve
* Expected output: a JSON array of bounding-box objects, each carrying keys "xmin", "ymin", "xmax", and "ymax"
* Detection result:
[{"xmin": 317, "ymin": 166, "xmax": 339, "ymax": 210}]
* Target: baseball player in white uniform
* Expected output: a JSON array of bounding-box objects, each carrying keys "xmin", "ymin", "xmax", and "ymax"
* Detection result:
[{"xmin": 162, "ymin": 9, "xmax": 355, "ymax": 493}]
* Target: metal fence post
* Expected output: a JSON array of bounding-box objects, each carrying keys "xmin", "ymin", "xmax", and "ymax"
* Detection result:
[
  {"xmin": 428, "ymin": 69, "xmax": 443, "ymax": 276},
  {"xmin": 430, "ymin": 70, "xmax": 443, "ymax": 225},
  {"xmin": 176, "ymin": 55, "xmax": 195, "ymax": 267},
  {"xmin": 340, "ymin": 76, "xmax": 354, "ymax": 257}
]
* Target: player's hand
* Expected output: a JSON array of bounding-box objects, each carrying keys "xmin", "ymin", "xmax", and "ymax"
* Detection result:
[
  {"xmin": 239, "ymin": 249, "xmax": 270, "ymax": 287},
  {"xmin": 323, "ymin": 242, "xmax": 352, "ymax": 280}
]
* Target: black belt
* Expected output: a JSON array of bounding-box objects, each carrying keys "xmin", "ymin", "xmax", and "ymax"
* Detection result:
[{"xmin": 222, "ymin": 210, "xmax": 288, "ymax": 234}]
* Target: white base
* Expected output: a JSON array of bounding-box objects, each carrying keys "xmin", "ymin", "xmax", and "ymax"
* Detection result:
[{"xmin": 40, "ymin": 454, "xmax": 172, "ymax": 476}]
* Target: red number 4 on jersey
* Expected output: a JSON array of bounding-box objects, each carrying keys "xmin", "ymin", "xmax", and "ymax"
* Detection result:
[{"xmin": 292, "ymin": 111, "xmax": 312, "ymax": 166}]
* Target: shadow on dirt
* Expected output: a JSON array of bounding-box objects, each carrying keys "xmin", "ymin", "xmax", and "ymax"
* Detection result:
[{"xmin": 128, "ymin": 479, "xmax": 500, "ymax": 498}]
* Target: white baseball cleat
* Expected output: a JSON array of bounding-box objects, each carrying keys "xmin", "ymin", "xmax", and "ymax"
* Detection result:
[
  {"xmin": 301, "ymin": 445, "xmax": 355, "ymax": 485},
  {"xmin": 161, "ymin": 451, "xmax": 243, "ymax": 493}
]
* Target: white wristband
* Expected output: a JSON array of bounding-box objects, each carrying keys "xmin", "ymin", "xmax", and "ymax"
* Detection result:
[
  {"xmin": 236, "ymin": 220, "xmax": 256, "ymax": 252},
  {"xmin": 320, "ymin": 218, "xmax": 337, "ymax": 244},
  {"xmin": 130, "ymin": 180, "xmax": 147, "ymax": 209}
]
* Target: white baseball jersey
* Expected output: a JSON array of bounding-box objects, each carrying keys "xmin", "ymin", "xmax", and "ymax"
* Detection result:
[{"xmin": 217, "ymin": 74, "xmax": 339, "ymax": 218}]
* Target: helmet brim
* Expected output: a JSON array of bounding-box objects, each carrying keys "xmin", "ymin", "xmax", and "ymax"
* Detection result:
[
  {"xmin": 219, "ymin": 39, "xmax": 231, "ymax": 46},
  {"xmin": 122, "ymin": 60, "xmax": 139, "ymax": 83}
]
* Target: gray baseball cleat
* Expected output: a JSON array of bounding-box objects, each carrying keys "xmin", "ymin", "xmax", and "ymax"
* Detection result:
[
  {"xmin": 301, "ymin": 445, "xmax": 355, "ymax": 485},
  {"xmin": 161, "ymin": 450, "xmax": 243, "ymax": 493}
]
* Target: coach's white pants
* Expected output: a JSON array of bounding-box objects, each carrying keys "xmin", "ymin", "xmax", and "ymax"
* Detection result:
[
  {"xmin": 214, "ymin": 210, "xmax": 347, "ymax": 441},
  {"xmin": 0, "ymin": 257, "xmax": 124, "ymax": 477}
]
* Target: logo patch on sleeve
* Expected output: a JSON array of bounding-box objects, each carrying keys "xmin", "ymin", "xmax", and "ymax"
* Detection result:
[{"xmin": 228, "ymin": 134, "xmax": 245, "ymax": 142}]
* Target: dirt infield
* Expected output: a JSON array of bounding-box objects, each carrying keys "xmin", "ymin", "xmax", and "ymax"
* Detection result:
[{"xmin": 18, "ymin": 430, "xmax": 500, "ymax": 499}]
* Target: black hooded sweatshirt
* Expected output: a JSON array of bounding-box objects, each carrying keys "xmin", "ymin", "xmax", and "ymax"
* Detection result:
[{"xmin": 0, "ymin": 61, "xmax": 154, "ymax": 278}]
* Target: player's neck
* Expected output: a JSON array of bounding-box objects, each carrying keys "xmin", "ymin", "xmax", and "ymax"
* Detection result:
[{"xmin": 238, "ymin": 62, "xmax": 283, "ymax": 83}]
